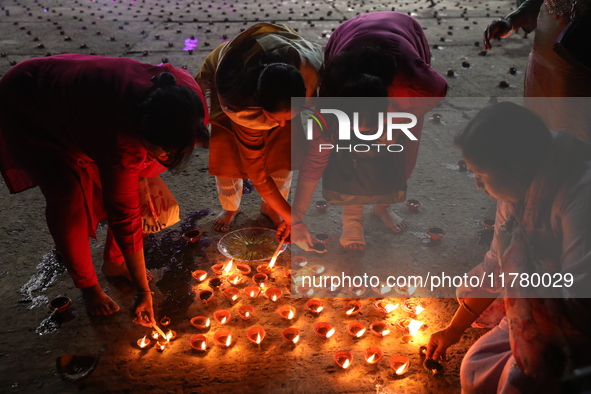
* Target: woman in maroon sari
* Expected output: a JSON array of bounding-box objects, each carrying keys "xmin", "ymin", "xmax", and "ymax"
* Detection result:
[{"xmin": 0, "ymin": 54, "xmax": 208, "ymax": 325}]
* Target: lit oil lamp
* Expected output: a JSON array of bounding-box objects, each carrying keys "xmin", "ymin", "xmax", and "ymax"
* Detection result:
[
  {"xmin": 407, "ymin": 319, "xmax": 425, "ymax": 336},
  {"xmin": 344, "ymin": 301, "xmax": 361, "ymax": 316},
  {"xmin": 213, "ymin": 329, "xmax": 232, "ymax": 348},
  {"xmin": 165, "ymin": 330, "xmax": 177, "ymax": 341},
  {"xmin": 208, "ymin": 277, "xmax": 223, "ymax": 290},
  {"xmin": 405, "ymin": 199, "xmax": 421, "ymax": 212},
  {"xmin": 281, "ymin": 328, "xmax": 300, "ymax": 344},
  {"xmin": 334, "ymin": 351, "xmax": 353, "ymax": 369},
  {"xmin": 390, "ymin": 355, "xmax": 410, "ymax": 375},
  {"xmin": 211, "ymin": 263, "xmax": 225, "ymax": 275},
  {"xmin": 394, "ymin": 284, "xmax": 417, "ymax": 297},
  {"xmin": 371, "ymin": 282, "xmax": 392, "ymax": 296},
  {"xmin": 263, "ymin": 287, "xmax": 281, "ymax": 302},
  {"xmin": 349, "ymin": 285, "xmax": 366, "ymax": 297},
  {"xmin": 313, "ymin": 322, "xmax": 335, "ymax": 339},
  {"xmin": 183, "ymin": 229, "xmax": 202, "ymax": 243},
  {"xmin": 223, "ymin": 287, "xmax": 240, "ymax": 302},
  {"xmin": 305, "ymin": 299, "xmax": 324, "ymax": 314},
  {"xmin": 214, "ymin": 310, "xmax": 231, "ymax": 325},
  {"xmin": 346, "ymin": 321, "xmax": 366, "ymax": 338},
  {"xmin": 189, "ymin": 334, "xmax": 208, "ymax": 352},
  {"xmin": 297, "ymin": 286, "xmax": 314, "ymax": 297},
  {"xmin": 309, "ymin": 264, "xmax": 325, "ymax": 275},
  {"xmin": 292, "ymin": 255, "xmax": 308, "ymax": 267},
  {"xmin": 364, "ymin": 347, "xmax": 384, "ymax": 364},
  {"xmin": 191, "ymin": 270, "xmax": 207, "ymax": 283},
  {"xmin": 244, "ymin": 286, "xmax": 260, "ymax": 299},
  {"xmin": 160, "ymin": 316, "xmax": 171, "ymax": 326},
  {"xmin": 151, "ymin": 330, "xmax": 159, "ymax": 340},
  {"xmin": 227, "ymin": 274, "xmax": 242, "ymax": 286},
  {"xmin": 190, "ymin": 316, "xmax": 210, "ymax": 330},
  {"xmin": 394, "ymin": 317, "xmax": 411, "ymax": 333},
  {"xmin": 156, "ymin": 340, "xmax": 167, "ymax": 352},
  {"xmin": 223, "ymin": 259, "xmax": 234, "ymax": 275},
  {"xmin": 137, "ymin": 335, "xmax": 151, "ymax": 349},
  {"xmin": 236, "ymin": 263, "xmax": 252, "ymax": 275},
  {"xmin": 256, "ymin": 264, "xmax": 273, "ymax": 275},
  {"xmin": 238, "ymin": 305, "xmax": 254, "ymax": 320},
  {"xmin": 277, "ymin": 305, "xmax": 296, "ymax": 320},
  {"xmin": 372, "ymin": 299, "xmax": 399, "ymax": 314},
  {"xmin": 401, "ymin": 299, "xmax": 425, "ymax": 315},
  {"xmin": 252, "ymin": 273, "xmax": 268, "ymax": 287},
  {"xmin": 197, "ymin": 289, "xmax": 214, "ymax": 304},
  {"xmin": 247, "ymin": 327, "xmax": 266, "ymax": 345},
  {"xmin": 369, "ymin": 322, "xmax": 391, "ymax": 337}
]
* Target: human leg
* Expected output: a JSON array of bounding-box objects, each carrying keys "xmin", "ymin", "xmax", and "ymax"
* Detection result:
[
  {"xmin": 370, "ymin": 204, "xmax": 407, "ymax": 233},
  {"xmin": 213, "ymin": 176, "xmax": 243, "ymax": 232},
  {"xmin": 340, "ymin": 205, "xmax": 365, "ymax": 250}
]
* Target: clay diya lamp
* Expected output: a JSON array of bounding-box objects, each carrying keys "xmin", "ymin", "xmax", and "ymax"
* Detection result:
[
  {"xmin": 394, "ymin": 317, "xmax": 412, "ymax": 333},
  {"xmin": 208, "ymin": 277, "xmax": 223, "ymax": 290},
  {"xmin": 235, "ymin": 263, "xmax": 252, "ymax": 275},
  {"xmin": 312, "ymin": 242, "xmax": 327, "ymax": 253},
  {"xmin": 390, "ymin": 356, "xmax": 410, "ymax": 375},
  {"xmin": 482, "ymin": 219, "xmax": 495, "ymax": 231},
  {"xmin": 244, "ymin": 286, "xmax": 260, "ymax": 299},
  {"xmin": 213, "ymin": 310, "xmax": 231, "ymax": 325},
  {"xmin": 252, "ymin": 273, "xmax": 268, "ymax": 287},
  {"xmin": 227, "ymin": 274, "xmax": 242, "ymax": 286},
  {"xmin": 265, "ymin": 287, "xmax": 283, "ymax": 302},
  {"xmin": 394, "ymin": 284, "xmax": 417, "ymax": 297},
  {"xmin": 156, "ymin": 340, "xmax": 167, "ymax": 352},
  {"xmin": 190, "ymin": 316, "xmax": 211, "ymax": 330},
  {"xmin": 281, "ymin": 327, "xmax": 301, "ymax": 344},
  {"xmin": 211, "ymin": 263, "xmax": 225, "ymax": 275},
  {"xmin": 256, "ymin": 264, "xmax": 273, "ymax": 275},
  {"xmin": 213, "ymin": 329, "xmax": 232, "ymax": 348},
  {"xmin": 423, "ymin": 358, "xmax": 444, "ymax": 375},
  {"xmin": 369, "ymin": 322, "xmax": 391, "ymax": 337},
  {"xmin": 247, "ymin": 327, "xmax": 266, "ymax": 345},
  {"xmin": 164, "ymin": 330, "xmax": 177, "ymax": 341},
  {"xmin": 137, "ymin": 335, "xmax": 151, "ymax": 349},
  {"xmin": 372, "ymin": 299, "xmax": 399, "ymax": 315},
  {"xmin": 313, "ymin": 322, "xmax": 335, "ymax": 339},
  {"xmin": 426, "ymin": 227, "xmax": 445, "ymax": 241},
  {"xmin": 189, "ymin": 334, "xmax": 208, "ymax": 352},
  {"xmin": 237, "ymin": 305, "xmax": 254, "ymax": 320},
  {"xmin": 458, "ymin": 159, "xmax": 468, "ymax": 172},
  {"xmin": 297, "ymin": 286, "xmax": 314, "ymax": 297},
  {"xmin": 346, "ymin": 321, "xmax": 366, "ymax": 338},
  {"xmin": 191, "ymin": 270, "xmax": 207, "ymax": 283},
  {"xmin": 371, "ymin": 282, "xmax": 392, "ymax": 296},
  {"xmin": 431, "ymin": 113, "xmax": 443, "ymax": 122},
  {"xmin": 315, "ymin": 200, "xmax": 329, "ymax": 213},
  {"xmin": 334, "ymin": 351, "xmax": 353, "ymax": 369},
  {"xmin": 159, "ymin": 316, "xmax": 171, "ymax": 326},
  {"xmin": 407, "ymin": 319, "xmax": 425, "ymax": 336},
  {"xmin": 222, "ymin": 287, "xmax": 240, "ymax": 302},
  {"xmin": 277, "ymin": 305, "xmax": 296, "ymax": 320},
  {"xmin": 402, "ymin": 299, "xmax": 425, "ymax": 315},
  {"xmin": 292, "ymin": 255, "xmax": 308, "ymax": 267},
  {"xmin": 344, "ymin": 300, "xmax": 361, "ymax": 316},
  {"xmin": 364, "ymin": 347, "xmax": 384, "ymax": 364},
  {"xmin": 309, "ymin": 264, "xmax": 325, "ymax": 275},
  {"xmin": 349, "ymin": 285, "xmax": 366, "ymax": 297},
  {"xmin": 48, "ymin": 296, "xmax": 72, "ymax": 314},
  {"xmin": 183, "ymin": 229, "xmax": 202, "ymax": 243},
  {"xmin": 197, "ymin": 289, "xmax": 214, "ymax": 304},
  {"xmin": 305, "ymin": 299, "xmax": 324, "ymax": 314},
  {"xmin": 313, "ymin": 233, "xmax": 331, "ymax": 244},
  {"xmin": 405, "ymin": 199, "xmax": 421, "ymax": 212}
]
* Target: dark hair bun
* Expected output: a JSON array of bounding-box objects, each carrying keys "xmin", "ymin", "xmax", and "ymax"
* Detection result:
[{"xmin": 151, "ymin": 72, "xmax": 177, "ymax": 87}]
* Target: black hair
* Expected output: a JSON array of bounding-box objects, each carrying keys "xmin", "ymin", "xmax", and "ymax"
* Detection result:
[
  {"xmin": 216, "ymin": 50, "xmax": 306, "ymax": 113},
  {"xmin": 137, "ymin": 72, "xmax": 208, "ymax": 174},
  {"xmin": 320, "ymin": 45, "xmax": 397, "ymax": 98},
  {"xmin": 454, "ymin": 102, "xmax": 553, "ymax": 183}
]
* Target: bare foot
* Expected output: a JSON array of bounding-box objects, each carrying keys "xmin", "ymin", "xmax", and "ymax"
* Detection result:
[
  {"xmin": 371, "ymin": 204, "xmax": 408, "ymax": 233},
  {"xmin": 344, "ymin": 242, "xmax": 365, "ymax": 251},
  {"xmin": 101, "ymin": 261, "xmax": 153, "ymax": 282},
  {"xmin": 81, "ymin": 283, "xmax": 120, "ymax": 316},
  {"xmin": 260, "ymin": 201, "xmax": 282, "ymax": 227},
  {"xmin": 213, "ymin": 209, "xmax": 241, "ymax": 232}
]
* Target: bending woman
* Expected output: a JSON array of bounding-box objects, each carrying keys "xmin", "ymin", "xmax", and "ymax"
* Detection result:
[
  {"xmin": 291, "ymin": 12, "xmax": 447, "ymax": 250},
  {"xmin": 0, "ymin": 54, "xmax": 208, "ymax": 325},
  {"xmin": 196, "ymin": 23, "xmax": 323, "ymax": 233}
]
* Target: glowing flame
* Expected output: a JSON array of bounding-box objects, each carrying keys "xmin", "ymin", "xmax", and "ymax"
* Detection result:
[
  {"xmin": 356, "ymin": 328, "xmax": 366, "ymax": 338},
  {"xmin": 396, "ymin": 361, "xmax": 410, "ymax": 375},
  {"xmin": 200, "ymin": 341, "xmax": 206, "ymax": 350},
  {"xmin": 313, "ymin": 265, "xmax": 325, "ymax": 274},
  {"xmin": 287, "ymin": 309, "xmax": 295, "ymax": 320},
  {"xmin": 292, "ymin": 335, "xmax": 300, "ymax": 344},
  {"xmin": 269, "ymin": 255, "xmax": 278, "ymax": 268},
  {"xmin": 415, "ymin": 305, "xmax": 425, "ymax": 315},
  {"xmin": 342, "ymin": 358, "xmax": 351, "ymax": 369},
  {"xmin": 367, "ymin": 353, "xmax": 376, "ymax": 363},
  {"xmin": 408, "ymin": 319, "xmax": 424, "ymax": 336},
  {"xmin": 221, "ymin": 316, "xmax": 227, "ymax": 324},
  {"xmin": 255, "ymin": 333, "xmax": 262, "ymax": 344},
  {"xmin": 231, "ymin": 294, "xmax": 238, "ymax": 301},
  {"xmin": 158, "ymin": 342, "xmax": 166, "ymax": 351},
  {"xmin": 165, "ymin": 330, "xmax": 173, "ymax": 342},
  {"xmin": 151, "ymin": 331, "xmax": 159, "ymax": 339},
  {"xmin": 249, "ymin": 290, "xmax": 256, "ymax": 297},
  {"xmin": 139, "ymin": 335, "xmax": 149, "ymax": 348},
  {"xmin": 382, "ymin": 329, "xmax": 391, "ymax": 336},
  {"xmin": 198, "ymin": 273, "xmax": 207, "ymax": 281},
  {"xmin": 315, "ymin": 306, "xmax": 324, "ymax": 313},
  {"xmin": 384, "ymin": 303, "xmax": 398, "ymax": 313},
  {"xmin": 258, "ymin": 282, "xmax": 265, "ymax": 288},
  {"xmin": 408, "ymin": 286, "xmax": 417, "ymax": 295},
  {"xmin": 271, "ymin": 295, "xmax": 277, "ymax": 302},
  {"xmin": 223, "ymin": 259, "xmax": 233, "ymax": 274},
  {"xmin": 205, "ymin": 318, "xmax": 211, "ymax": 327},
  {"xmin": 380, "ymin": 286, "xmax": 391, "ymax": 295},
  {"xmin": 304, "ymin": 288, "xmax": 314, "ymax": 296},
  {"xmin": 346, "ymin": 306, "xmax": 357, "ymax": 315},
  {"xmin": 326, "ymin": 328, "xmax": 336, "ymax": 338},
  {"xmin": 225, "ymin": 335, "xmax": 232, "ymax": 347},
  {"xmin": 245, "ymin": 311, "xmax": 250, "ymax": 318}
]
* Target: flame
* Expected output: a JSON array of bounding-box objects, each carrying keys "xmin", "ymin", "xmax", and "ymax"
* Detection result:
[
  {"xmin": 249, "ymin": 290, "xmax": 256, "ymax": 298},
  {"xmin": 314, "ymin": 266, "xmax": 325, "ymax": 274},
  {"xmin": 287, "ymin": 309, "xmax": 295, "ymax": 320},
  {"xmin": 231, "ymin": 294, "xmax": 238, "ymax": 301},
  {"xmin": 326, "ymin": 327, "xmax": 336, "ymax": 338},
  {"xmin": 305, "ymin": 288, "xmax": 314, "ymax": 296},
  {"xmin": 396, "ymin": 361, "xmax": 409, "ymax": 375},
  {"xmin": 293, "ymin": 335, "xmax": 300, "ymax": 344},
  {"xmin": 271, "ymin": 295, "xmax": 277, "ymax": 302},
  {"xmin": 200, "ymin": 341, "xmax": 206, "ymax": 350},
  {"xmin": 316, "ymin": 306, "xmax": 324, "ymax": 313},
  {"xmin": 367, "ymin": 353, "xmax": 376, "ymax": 363},
  {"xmin": 151, "ymin": 330, "xmax": 159, "ymax": 339},
  {"xmin": 258, "ymin": 282, "xmax": 265, "ymax": 288},
  {"xmin": 198, "ymin": 273, "xmax": 207, "ymax": 281},
  {"xmin": 415, "ymin": 305, "xmax": 425, "ymax": 315},
  {"xmin": 255, "ymin": 333, "xmax": 262, "ymax": 344},
  {"xmin": 356, "ymin": 328, "xmax": 366, "ymax": 338},
  {"xmin": 205, "ymin": 318, "xmax": 211, "ymax": 327},
  {"xmin": 245, "ymin": 311, "xmax": 250, "ymax": 318},
  {"xmin": 346, "ymin": 306, "xmax": 357, "ymax": 315},
  {"xmin": 220, "ymin": 316, "xmax": 227, "ymax": 324},
  {"xmin": 269, "ymin": 255, "xmax": 278, "ymax": 268},
  {"xmin": 382, "ymin": 329, "xmax": 391, "ymax": 336},
  {"xmin": 342, "ymin": 358, "xmax": 351, "ymax": 369},
  {"xmin": 380, "ymin": 285, "xmax": 392, "ymax": 295},
  {"xmin": 223, "ymin": 259, "xmax": 234, "ymax": 274},
  {"xmin": 384, "ymin": 303, "xmax": 398, "ymax": 313},
  {"xmin": 165, "ymin": 330, "xmax": 173, "ymax": 341},
  {"xmin": 157, "ymin": 342, "xmax": 166, "ymax": 351},
  {"xmin": 139, "ymin": 335, "xmax": 149, "ymax": 348},
  {"xmin": 408, "ymin": 286, "xmax": 417, "ymax": 295},
  {"xmin": 225, "ymin": 335, "xmax": 232, "ymax": 347},
  {"xmin": 408, "ymin": 319, "xmax": 424, "ymax": 336}
]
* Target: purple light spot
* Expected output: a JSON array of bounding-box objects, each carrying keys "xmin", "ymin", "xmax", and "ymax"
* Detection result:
[
  {"xmin": 44, "ymin": 9, "xmax": 49, "ymax": 12},
  {"xmin": 183, "ymin": 37, "xmax": 199, "ymax": 51},
  {"xmin": 220, "ymin": 38, "xmax": 229, "ymax": 42}
]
